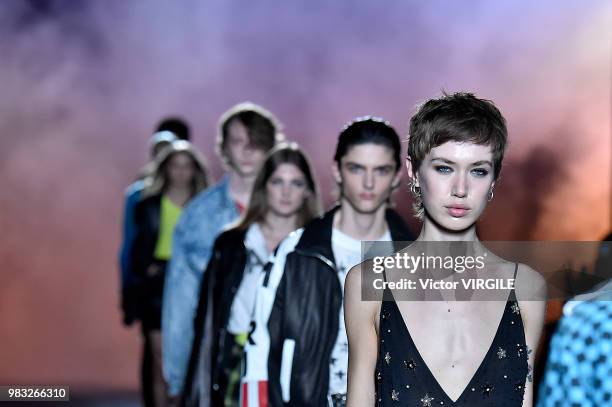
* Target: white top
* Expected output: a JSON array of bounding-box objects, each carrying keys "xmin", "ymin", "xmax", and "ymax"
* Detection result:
[
  {"xmin": 241, "ymin": 228, "xmax": 304, "ymax": 404},
  {"xmin": 328, "ymin": 227, "xmax": 392, "ymax": 397},
  {"xmin": 227, "ymin": 223, "xmax": 269, "ymax": 335}
]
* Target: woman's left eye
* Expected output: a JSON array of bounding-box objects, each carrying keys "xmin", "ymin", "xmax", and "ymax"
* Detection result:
[{"xmin": 471, "ymin": 168, "xmax": 489, "ymax": 177}]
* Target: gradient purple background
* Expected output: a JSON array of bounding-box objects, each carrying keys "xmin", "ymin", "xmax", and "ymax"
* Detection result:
[{"xmin": 0, "ymin": 0, "xmax": 610, "ymax": 394}]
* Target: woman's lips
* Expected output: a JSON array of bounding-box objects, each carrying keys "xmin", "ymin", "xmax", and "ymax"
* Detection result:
[{"xmin": 446, "ymin": 206, "xmax": 470, "ymax": 217}]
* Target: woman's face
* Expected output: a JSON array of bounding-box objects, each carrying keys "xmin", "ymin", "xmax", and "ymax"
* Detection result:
[
  {"xmin": 167, "ymin": 152, "xmax": 196, "ymax": 189},
  {"xmin": 266, "ymin": 163, "xmax": 310, "ymax": 218},
  {"xmin": 412, "ymin": 141, "xmax": 495, "ymax": 231}
]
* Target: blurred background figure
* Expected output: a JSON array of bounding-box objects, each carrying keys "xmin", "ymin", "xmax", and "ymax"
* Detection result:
[
  {"xmin": 120, "ymin": 130, "xmax": 178, "ymax": 328},
  {"xmin": 536, "ymin": 279, "xmax": 612, "ymax": 406},
  {"xmin": 130, "ymin": 140, "xmax": 210, "ymax": 407},
  {"xmin": 162, "ymin": 102, "xmax": 283, "ymax": 404},
  {"xmin": 182, "ymin": 142, "xmax": 321, "ymax": 407},
  {"xmin": 137, "ymin": 131, "xmax": 184, "ymax": 181},
  {"xmin": 156, "ymin": 117, "xmax": 191, "ymax": 141},
  {"xmin": 594, "ymin": 231, "xmax": 612, "ymax": 281}
]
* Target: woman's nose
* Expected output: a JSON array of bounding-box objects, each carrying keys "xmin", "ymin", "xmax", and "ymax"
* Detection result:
[{"xmin": 451, "ymin": 174, "xmax": 468, "ymax": 197}]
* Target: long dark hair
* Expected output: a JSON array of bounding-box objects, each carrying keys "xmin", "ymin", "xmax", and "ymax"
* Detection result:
[
  {"xmin": 141, "ymin": 140, "xmax": 209, "ymax": 199},
  {"xmin": 234, "ymin": 142, "xmax": 321, "ymax": 231}
]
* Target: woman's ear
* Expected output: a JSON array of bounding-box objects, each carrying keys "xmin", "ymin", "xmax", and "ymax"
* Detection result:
[{"xmin": 405, "ymin": 158, "xmax": 419, "ymax": 187}]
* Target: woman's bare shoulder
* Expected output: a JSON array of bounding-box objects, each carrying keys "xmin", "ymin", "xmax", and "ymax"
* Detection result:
[
  {"xmin": 484, "ymin": 251, "xmax": 547, "ymax": 300},
  {"xmin": 345, "ymin": 260, "xmax": 381, "ymax": 322},
  {"xmin": 514, "ymin": 262, "xmax": 547, "ymax": 302}
]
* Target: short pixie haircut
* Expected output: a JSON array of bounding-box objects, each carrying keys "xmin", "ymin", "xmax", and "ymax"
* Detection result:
[
  {"xmin": 334, "ymin": 116, "xmax": 402, "ymax": 170},
  {"xmin": 408, "ymin": 92, "xmax": 508, "ymax": 180},
  {"xmin": 408, "ymin": 92, "xmax": 508, "ymax": 219}
]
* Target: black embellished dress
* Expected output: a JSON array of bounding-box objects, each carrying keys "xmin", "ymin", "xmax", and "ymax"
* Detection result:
[{"xmin": 375, "ymin": 265, "xmax": 528, "ymax": 406}]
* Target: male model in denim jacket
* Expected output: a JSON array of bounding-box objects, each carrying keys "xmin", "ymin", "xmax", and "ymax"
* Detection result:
[{"xmin": 162, "ymin": 102, "xmax": 282, "ymax": 402}]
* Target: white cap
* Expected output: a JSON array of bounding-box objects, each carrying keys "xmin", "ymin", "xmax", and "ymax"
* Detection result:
[{"xmin": 150, "ymin": 130, "xmax": 178, "ymax": 146}]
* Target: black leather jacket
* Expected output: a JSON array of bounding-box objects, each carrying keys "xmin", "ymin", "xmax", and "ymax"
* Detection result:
[
  {"xmin": 181, "ymin": 227, "xmax": 250, "ymax": 407},
  {"xmin": 131, "ymin": 194, "xmax": 162, "ymax": 276},
  {"xmin": 123, "ymin": 193, "xmax": 162, "ymax": 323},
  {"xmin": 267, "ymin": 206, "xmax": 414, "ymax": 406}
]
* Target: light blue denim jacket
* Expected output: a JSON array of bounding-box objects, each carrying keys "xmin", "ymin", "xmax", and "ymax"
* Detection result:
[{"xmin": 162, "ymin": 176, "xmax": 239, "ymax": 397}]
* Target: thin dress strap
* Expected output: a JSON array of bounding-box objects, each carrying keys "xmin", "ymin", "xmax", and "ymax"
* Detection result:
[
  {"xmin": 510, "ymin": 262, "xmax": 519, "ymax": 301},
  {"xmin": 381, "ymin": 267, "xmax": 394, "ymax": 302},
  {"xmin": 513, "ymin": 262, "xmax": 519, "ymax": 279}
]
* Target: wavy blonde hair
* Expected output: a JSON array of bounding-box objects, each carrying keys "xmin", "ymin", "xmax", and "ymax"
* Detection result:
[{"xmin": 141, "ymin": 140, "xmax": 210, "ymax": 199}]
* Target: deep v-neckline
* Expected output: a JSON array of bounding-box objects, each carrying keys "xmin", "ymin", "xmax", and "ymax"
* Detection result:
[{"xmin": 385, "ymin": 292, "xmax": 512, "ymax": 404}]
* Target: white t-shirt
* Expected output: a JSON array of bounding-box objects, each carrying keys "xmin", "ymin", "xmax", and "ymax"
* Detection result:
[
  {"xmin": 227, "ymin": 223, "xmax": 269, "ymax": 335},
  {"xmin": 328, "ymin": 227, "xmax": 392, "ymax": 397}
]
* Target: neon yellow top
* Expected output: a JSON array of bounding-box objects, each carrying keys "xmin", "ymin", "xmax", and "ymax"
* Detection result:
[{"xmin": 154, "ymin": 196, "xmax": 183, "ymax": 260}]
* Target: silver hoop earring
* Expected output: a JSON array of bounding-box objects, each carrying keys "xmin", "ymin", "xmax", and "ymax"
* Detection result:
[
  {"xmin": 487, "ymin": 187, "xmax": 494, "ymax": 202},
  {"xmin": 410, "ymin": 181, "xmax": 421, "ymax": 197}
]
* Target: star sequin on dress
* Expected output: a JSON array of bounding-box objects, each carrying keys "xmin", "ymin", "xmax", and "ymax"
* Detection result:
[
  {"xmin": 420, "ymin": 393, "xmax": 434, "ymax": 406},
  {"xmin": 403, "ymin": 359, "xmax": 417, "ymax": 370},
  {"xmin": 391, "ymin": 390, "xmax": 399, "ymax": 401},
  {"xmin": 511, "ymin": 302, "xmax": 520, "ymax": 315}
]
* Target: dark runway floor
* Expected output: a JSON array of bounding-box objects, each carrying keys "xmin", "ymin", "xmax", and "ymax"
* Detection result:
[
  {"xmin": 70, "ymin": 393, "xmax": 141, "ymax": 407},
  {"xmin": 0, "ymin": 392, "xmax": 141, "ymax": 407}
]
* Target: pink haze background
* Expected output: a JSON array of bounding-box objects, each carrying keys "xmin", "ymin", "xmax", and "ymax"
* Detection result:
[{"xmin": 0, "ymin": 0, "xmax": 610, "ymax": 393}]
